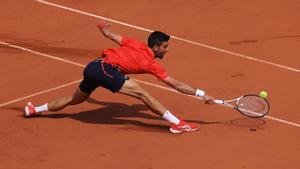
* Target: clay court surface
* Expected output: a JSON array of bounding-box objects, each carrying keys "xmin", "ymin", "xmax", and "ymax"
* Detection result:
[{"xmin": 0, "ymin": 0, "xmax": 300, "ymax": 169}]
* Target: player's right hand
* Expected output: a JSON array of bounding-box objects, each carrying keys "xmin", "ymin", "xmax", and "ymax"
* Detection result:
[{"xmin": 203, "ymin": 94, "xmax": 215, "ymax": 104}]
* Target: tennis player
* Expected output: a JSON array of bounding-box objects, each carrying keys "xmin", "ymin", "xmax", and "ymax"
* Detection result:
[{"xmin": 25, "ymin": 20, "xmax": 215, "ymax": 134}]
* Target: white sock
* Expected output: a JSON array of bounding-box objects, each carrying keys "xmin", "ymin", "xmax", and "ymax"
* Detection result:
[
  {"xmin": 162, "ymin": 110, "xmax": 180, "ymax": 125},
  {"xmin": 34, "ymin": 103, "xmax": 49, "ymax": 113}
]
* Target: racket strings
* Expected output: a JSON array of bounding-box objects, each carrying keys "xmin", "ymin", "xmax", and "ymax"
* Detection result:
[{"xmin": 237, "ymin": 96, "xmax": 269, "ymax": 118}]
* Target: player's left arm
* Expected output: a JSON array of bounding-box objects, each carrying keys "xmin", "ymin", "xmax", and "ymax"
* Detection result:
[
  {"xmin": 162, "ymin": 76, "xmax": 215, "ymax": 104},
  {"xmin": 97, "ymin": 20, "xmax": 123, "ymax": 45}
]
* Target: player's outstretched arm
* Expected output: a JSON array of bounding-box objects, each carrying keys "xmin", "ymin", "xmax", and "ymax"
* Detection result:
[
  {"xmin": 97, "ymin": 20, "xmax": 123, "ymax": 45},
  {"xmin": 163, "ymin": 76, "xmax": 195, "ymax": 95},
  {"xmin": 163, "ymin": 76, "xmax": 215, "ymax": 104}
]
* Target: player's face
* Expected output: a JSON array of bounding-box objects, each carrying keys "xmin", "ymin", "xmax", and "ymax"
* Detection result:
[{"xmin": 154, "ymin": 41, "xmax": 169, "ymax": 59}]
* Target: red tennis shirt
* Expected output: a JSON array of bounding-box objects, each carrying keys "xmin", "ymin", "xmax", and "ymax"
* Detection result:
[{"xmin": 102, "ymin": 37, "xmax": 168, "ymax": 80}]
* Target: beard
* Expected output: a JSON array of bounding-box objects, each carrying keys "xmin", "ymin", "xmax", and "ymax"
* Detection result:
[
  {"xmin": 155, "ymin": 53, "xmax": 165, "ymax": 59},
  {"xmin": 157, "ymin": 55, "xmax": 164, "ymax": 59}
]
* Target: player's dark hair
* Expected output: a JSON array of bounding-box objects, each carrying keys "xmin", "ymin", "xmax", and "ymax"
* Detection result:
[{"xmin": 148, "ymin": 31, "xmax": 170, "ymax": 48}]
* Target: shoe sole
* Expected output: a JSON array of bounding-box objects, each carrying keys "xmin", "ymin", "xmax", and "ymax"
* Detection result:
[{"xmin": 169, "ymin": 127, "xmax": 199, "ymax": 134}]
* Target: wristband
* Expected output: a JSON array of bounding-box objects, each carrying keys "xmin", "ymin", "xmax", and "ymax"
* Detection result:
[
  {"xmin": 97, "ymin": 22, "xmax": 106, "ymax": 29},
  {"xmin": 195, "ymin": 89, "xmax": 205, "ymax": 97}
]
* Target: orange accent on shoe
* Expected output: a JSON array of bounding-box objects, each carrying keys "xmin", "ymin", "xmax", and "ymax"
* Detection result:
[{"xmin": 169, "ymin": 119, "xmax": 199, "ymax": 134}]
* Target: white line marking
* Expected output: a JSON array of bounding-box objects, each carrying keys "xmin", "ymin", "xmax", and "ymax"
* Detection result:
[
  {"xmin": 0, "ymin": 80, "xmax": 81, "ymax": 107},
  {"xmin": 36, "ymin": 0, "xmax": 300, "ymax": 73},
  {"xmin": 1, "ymin": 38, "xmax": 299, "ymax": 128},
  {"xmin": 36, "ymin": 0, "xmax": 153, "ymax": 33},
  {"xmin": 0, "ymin": 41, "xmax": 85, "ymax": 67},
  {"xmin": 172, "ymin": 37, "xmax": 300, "ymax": 73},
  {"xmin": 265, "ymin": 115, "xmax": 300, "ymax": 128}
]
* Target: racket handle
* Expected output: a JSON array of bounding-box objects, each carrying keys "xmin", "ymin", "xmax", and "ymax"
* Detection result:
[{"xmin": 214, "ymin": 100, "xmax": 224, "ymax": 104}]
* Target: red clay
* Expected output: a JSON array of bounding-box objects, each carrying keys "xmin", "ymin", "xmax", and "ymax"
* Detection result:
[{"xmin": 0, "ymin": 0, "xmax": 299, "ymax": 169}]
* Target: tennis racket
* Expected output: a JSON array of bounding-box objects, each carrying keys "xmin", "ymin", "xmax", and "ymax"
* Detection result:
[{"xmin": 214, "ymin": 94, "xmax": 270, "ymax": 118}]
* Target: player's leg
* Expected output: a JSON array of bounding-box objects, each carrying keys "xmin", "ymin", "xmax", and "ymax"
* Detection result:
[
  {"xmin": 118, "ymin": 78, "xmax": 199, "ymax": 133},
  {"xmin": 24, "ymin": 59, "xmax": 98, "ymax": 117},
  {"xmin": 118, "ymin": 78, "xmax": 167, "ymax": 116},
  {"xmin": 93, "ymin": 65, "xmax": 177, "ymax": 122},
  {"xmin": 24, "ymin": 88, "xmax": 90, "ymax": 117},
  {"xmin": 47, "ymin": 88, "xmax": 90, "ymax": 111}
]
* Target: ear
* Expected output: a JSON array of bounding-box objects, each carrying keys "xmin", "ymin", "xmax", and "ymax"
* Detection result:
[{"xmin": 152, "ymin": 44, "xmax": 159, "ymax": 51}]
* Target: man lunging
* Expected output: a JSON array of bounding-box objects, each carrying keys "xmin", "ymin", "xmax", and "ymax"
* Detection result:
[{"xmin": 25, "ymin": 20, "xmax": 215, "ymax": 134}]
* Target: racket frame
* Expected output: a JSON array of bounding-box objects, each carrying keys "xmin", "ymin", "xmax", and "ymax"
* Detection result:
[{"xmin": 215, "ymin": 94, "xmax": 270, "ymax": 118}]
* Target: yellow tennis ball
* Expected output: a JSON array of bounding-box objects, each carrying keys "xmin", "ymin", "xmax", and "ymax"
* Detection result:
[{"xmin": 259, "ymin": 91, "xmax": 268, "ymax": 98}]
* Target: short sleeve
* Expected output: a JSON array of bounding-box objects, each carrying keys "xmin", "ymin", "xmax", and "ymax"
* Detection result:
[
  {"xmin": 121, "ymin": 37, "xmax": 140, "ymax": 46},
  {"xmin": 148, "ymin": 61, "xmax": 168, "ymax": 80}
]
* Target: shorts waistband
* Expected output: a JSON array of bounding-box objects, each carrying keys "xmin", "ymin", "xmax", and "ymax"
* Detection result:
[{"xmin": 94, "ymin": 58, "xmax": 121, "ymax": 71}]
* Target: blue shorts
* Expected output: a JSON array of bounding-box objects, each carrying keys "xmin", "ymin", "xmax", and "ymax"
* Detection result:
[{"xmin": 79, "ymin": 59, "xmax": 129, "ymax": 93}]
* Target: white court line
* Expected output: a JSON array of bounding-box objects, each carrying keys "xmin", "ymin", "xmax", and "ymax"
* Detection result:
[
  {"xmin": 36, "ymin": 0, "xmax": 300, "ymax": 73},
  {"xmin": 0, "ymin": 41, "xmax": 300, "ymax": 128},
  {"xmin": 0, "ymin": 79, "xmax": 82, "ymax": 107},
  {"xmin": 0, "ymin": 41, "xmax": 85, "ymax": 67}
]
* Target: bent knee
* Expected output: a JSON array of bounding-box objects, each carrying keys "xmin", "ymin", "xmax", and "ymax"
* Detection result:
[
  {"xmin": 69, "ymin": 94, "xmax": 89, "ymax": 105},
  {"xmin": 69, "ymin": 98, "xmax": 85, "ymax": 105}
]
